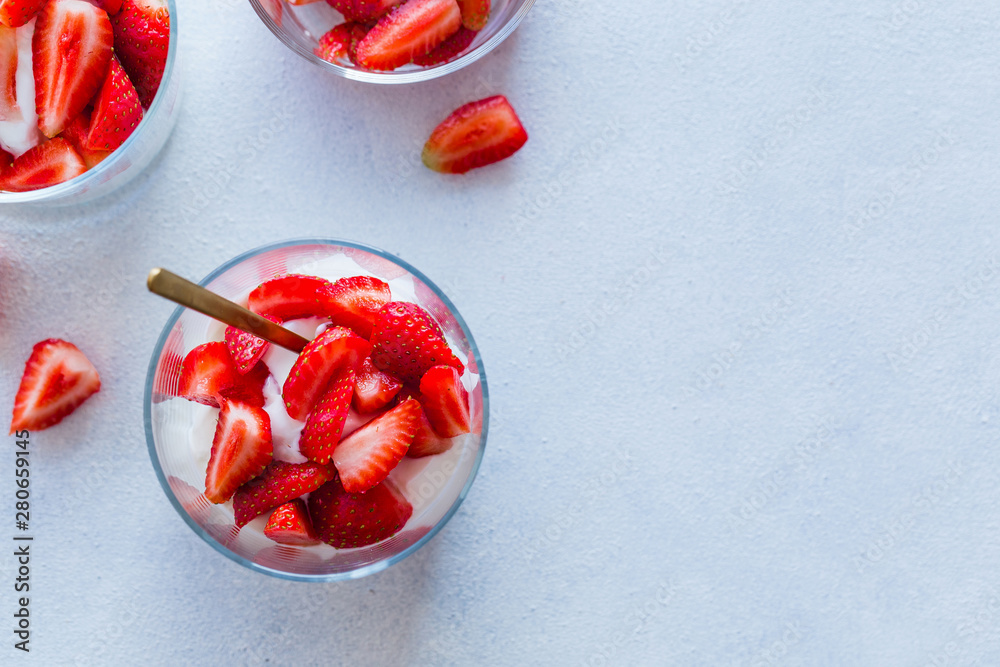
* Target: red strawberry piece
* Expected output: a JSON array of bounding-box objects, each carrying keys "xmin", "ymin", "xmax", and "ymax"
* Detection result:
[
  {"xmin": 86, "ymin": 56, "xmax": 142, "ymax": 151},
  {"xmin": 264, "ymin": 499, "xmax": 320, "ymax": 546},
  {"xmin": 407, "ymin": 401, "xmax": 452, "ymax": 457},
  {"xmin": 309, "ymin": 476, "xmax": 412, "ymax": 549},
  {"xmin": 422, "ymin": 95, "xmax": 527, "ymax": 174},
  {"xmin": 355, "ymin": 0, "xmax": 461, "ymax": 71},
  {"xmin": 412, "ymin": 25, "xmax": 475, "ymax": 66},
  {"xmin": 322, "ymin": 275, "xmax": 391, "ymax": 337},
  {"xmin": 314, "ymin": 22, "xmax": 358, "ymax": 64},
  {"xmin": 370, "ymin": 301, "xmax": 463, "ymax": 384},
  {"xmin": 220, "ymin": 358, "xmax": 269, "ymax": 407},
  {"xmin": 353, "ymin": 356, "xmax": 402, "ymax": 413},
  {"xmin": 0, "ymin": 138, "xmax": 86, "ymax": 191},
  {"xmin": 177, "ymin": 341, "xmax": 239, "ymax": 407},
  {"xmin": 0, "ymin": 0, "xmax": 46, "ymax": 28},
  {"xmin": 92, "ymin": 0, "xmax": 123, "ymax": 15},
  {"xmin": 60, "ymin": 109, "xmax": 111, "ymax": 168},
  {"xmin": 204, "ymin": 398, "xmax": 272, "ymax": 504},
  {"xmin": 0, "ymin": 147, "xmax": 11, "ymax": 171},
  {"xmin": 299, "ymin": 365, "xmax": 355, "ymax": 464},
  {"xmin": 419, "ymin": 364, "xmax": 470, "ymax": 437},
  {"xmin": 110, "ymin": 0, "xmax": 169, "ymax": 107},
  {"xmin": 224, "ymin": 314, "xmax": 279, "ymax": 374},
  {"xmin": 282, "ymin": 326, "xmax": 370, "ymax": 421},
  {"xmin": 0, "ymin": 25, "xmax": 19, "ymax": 120},
  {"xmin": 32, "ymin": 0, "xmax": 113, "ymax": 137},
  {"xmin": 233, "ymin": 460, "xmax": 335, "ymax": 527},
  {"xmin": 332, "ymin": 398, "xmax": 418, "ymax": 493},
  {"xmin": 456, "ymin": 0, "xmax": 487, "ymax": 30},
  {"xmin": 9, "ymin": 338, "xmax": 100, "ymax": 433},
  {"xmin": 247, "ymin": 274, "xmax": 335, "ymax": 321},
  {"xmin": 331, "ymin": 0, "xmax": 398, "ymax": 21}
]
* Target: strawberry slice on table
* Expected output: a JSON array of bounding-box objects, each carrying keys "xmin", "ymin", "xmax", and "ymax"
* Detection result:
[
  {"xmin": 353, "ymin": 356, "xmax": 402, "ymax": 413},
  {"xmin": 309, "ymin": 476, "xmax": 412, "ymax": 549},
  {"xmin": 422, "ymin": 95, "xmax": 528, "ymax": 174},
  {"xmin": 0, "ymin": 138, "xmax": 85, "ymax": 191},
  {"xmin": 9, "ymin": 338, "xmax": 100, "ymax": 433},
  {"xmin": 407, "ymin": 401, "xmax": 452, "ymax": 457},
  {"xmin": 0, "ymin": 0, "xmax": 46, "ymax": 28},
  {"xmin": 111, "ymin": 0, "xmax": 169, "ymax": 107},
  {"xmin": 322, "ymin": 275, "xmax": 390, "ymax": 337},
  {"xmin": 60, "ymin": 110, "xmax": 111, "ymax": 168},
  {"xmin": 412, "ymin": 25, "xmax": 475, "ymax": 66},
  {"xmin": 233, "ymin": 460, "xmax": 335, "ymax": 527},
  {"xmin": 248, "ymin": 274, "xmax": 335, "ymax": 321},
  {"xmin": 0, "ymin": 25, "xmax": 19, "ymax": 120},
  {"xmin": 264, "ymin": 499, "xmax": 320, "ymax": 546},
  {"xmin": 456, "ymin": 0, "xmax": 487, "ymax": 30},
  {"xmin": 32, "ymin": 0, "xmax": 113, "ymax": 137},
  {"xmin": 86, "ymin": 56, "xmax": 142, "ymax": 152},
  {"xmin": 419, "ymin": 364, "xmax": 470, "ymax": 437},
  {"xmin": 224, "ymin": 314, "xmax": 279, "ymax": 374},
  {"xmin": 282, "ymin": 326, "xmax": 370, "ymax": 421},
  {"xmin": 370, "ymin": 301, "xmax": 463, "ymax": 384},
  {"xmin": 204, "ymin": 399, "xmax": 272, "ymax": 504},
  {"xmin": 354, "ymin": 0, "xmax": 461, "ymax": 71},
  {"xmin": 299, "ymin": 365, "xmax": 355, "ymax": 464},
  {"xmin": 332, "ymin": 398, "xmax": 418, "ymax": 493}
]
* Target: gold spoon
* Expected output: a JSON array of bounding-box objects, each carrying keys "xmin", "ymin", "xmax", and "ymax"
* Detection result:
[{"xmin": 147, "ymin": 268, "xmax": 310, "ymax": 353}]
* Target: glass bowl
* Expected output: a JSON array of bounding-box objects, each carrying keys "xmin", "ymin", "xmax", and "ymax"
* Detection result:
[
  {"xmin": 248, "ymin": 0, "xmax": 535, "ymax": 83},
  {"xmin": 144, "ymin": 239, "xmax": 488, "ymax": 581},
  {"xmin": 0, "ymin": 0, "xmax": 181, "ymax": 206}
]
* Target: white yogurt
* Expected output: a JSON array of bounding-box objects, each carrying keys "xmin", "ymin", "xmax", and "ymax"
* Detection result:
[{"xmin": 0, "ymin": 19, "xmax": 40, "ymax": 157}]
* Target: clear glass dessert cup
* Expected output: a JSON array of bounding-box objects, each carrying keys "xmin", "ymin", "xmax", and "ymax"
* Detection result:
[
  {"xmin": 248, "ymin": 0, "xmax": 535, "ymax": 83},
  {"xmin": 0, "ymin": 0, "xmax": 181, "ymax": 206},
  {"xmin": 144, "ymin": 239, "xmax": 488, "ymax": 581}
]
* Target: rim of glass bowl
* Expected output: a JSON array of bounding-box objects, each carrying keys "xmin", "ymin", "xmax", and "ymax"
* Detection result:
[
  {"xmin": 248, "ymin": 0, "xmax": 535, "ymax": 84},
  {"xmin": 143, "ymin": 238, "xmax": 490, "ymax": 582},
  {"xmin": 0, "ymin": 0, "xmax": 179, "ymax": 204}
]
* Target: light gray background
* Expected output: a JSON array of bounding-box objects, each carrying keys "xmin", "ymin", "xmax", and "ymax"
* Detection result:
[{"xmin": 2, "ymin": 0, "xmax": 1000, "ymax": 664}]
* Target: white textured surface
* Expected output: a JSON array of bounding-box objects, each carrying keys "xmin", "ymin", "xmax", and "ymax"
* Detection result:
[{"xmin": 2, "ymin": 0, "xmax": 1000, "ymax": 664}]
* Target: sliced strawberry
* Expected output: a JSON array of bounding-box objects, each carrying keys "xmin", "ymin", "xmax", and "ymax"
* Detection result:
[
  {"xmin": 0, "ymin": 25, "xmax": 18, "ymax": 120},
  {"xmin": 419, "ymin": 364, "xmax": 470, "ymax": 437},
  {"xmin": 370, "ymin": 301, "xmax": 463, "ymax": 384},
  {"xmin": 456, "ymin": 0, "xmax": 486, "ymax": 30},
  {"xmin": 282, "ymin": 326, "xmax": 370, "ymax": 420},
  {"xmin": 86, "ymin": 55, "xmax": 142, "ymax": 151},
  {"xmin": 0, "ymin": 0, "xmax": 46, "ymax": 28},
  {"xmin": 355, "ymin": 0, "xmax": 461, "ymax": 71},
  {"xmin": 322, "ymin": 275, "xmax": 390, "ymax": 337},
  {"xmin": 9, "ymin": 338, "xmax": 100, "ymax": 433},
  {"xmin": 204, "ymin": 399, "xmax": 272, "ymax": 504},
  {"xmin": 110, "ymin": 0, "xmax": 169, "ymax": 107},
  {"xmin": 32, "ymin": 0, "xmax": 113, "ymax": 137},
  {"xmin": 328, "ymin": 0, "xmax": 398, "ymax": 21},
  {"xmin": 92, "ymin": 0, "xmax": 123, "ymax": 15},
  {"xmin": 247, "ymin": 274, "xmax": 335, "ymax": 321},
  {"xmin": 264, "ymin": 499, "xmax": 320, "ymax": 546},
  {"xmin": 0, "ymin": 138, "xmax": 85, "ymax": 191},
  {"xmin": 0, "ymin": 147, "xmax": 11, "ymax": 171},
  {"xmin": 233, "ymin": 460, "xmax": 335, "ymax": 527},
  {"xmin": 407, "ymin": 401, "xmax": 452, "ymax": 457},
  {"xmin": 314, "ymin": 22, "xmax": 359, "ymax": 64},
  {"xmin": 221, "ymin": 359, "xmax": 269, "ymax": 407},
  {"xmin": 412, "ymin": 25, "xmax": 475, "ymax": 66},
  {"xmin": 177, "ymin": 342, "xmax": 238, "ymax": 407},
  {"xmin": 60, "ymin": 109, "xmax": 111, "ymax": 168},
  {"xmin": 422, "ymin": 95, "xmax": 527, "ymax": 174},
  {"xmin": 309, "ymin": 476, "xmax": 412, "ymax": 549},
  {"xmin": 224, "ymin": 315, "xmax": 279, "ymax": 374},
  {"xmin": 353, "ymin": 356, "xmax": 402, "ymax": 414},
  {"xmin": 299, "ymin": 365, "xmax": 355, "ymax": 464},
  {"xmin": 332, "ymin": 398, "xmax": 418, "ymax": 493}
]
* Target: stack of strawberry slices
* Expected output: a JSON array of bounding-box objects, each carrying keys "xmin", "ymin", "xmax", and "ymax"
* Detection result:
[
  {"xmin": 173, "ymin": 273, "xmax": 475, "ymax": 549},
  {"xmin": 0, "ymin": 0, "xmax": 169, "ymax": 192}
]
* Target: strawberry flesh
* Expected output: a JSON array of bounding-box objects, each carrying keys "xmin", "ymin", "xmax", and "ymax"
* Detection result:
[
  {"xmin": 299, "ymin": 365, "xmax": 356, "ymax": 464},
  {"xmin": 86, "ymin": 55, "xmax": 142, "ymax": 151},
  {"xmin": 9, "ymin": 338, "xmax": 100, "ymax": 433},
  {"xmin": 353, "ymin": 356, "xmax": 402, "ymax": 413},
  {"xmin": 60, "ymin": 109, "xmax": 111, "ymax": 168},
  {"xmin": 0, "ymin": 0, "xmax": 47, "ymax": 28},
  {"xmin": 247, "ymin": 274, "xmax": 335, "ymax": 321},
  {"xmin": 422, "ymin": 95, "xmax": 527, "ymax": 174},
  {"xmin": 407, "ymin": 401, "xmax": 452, "ymax": 457},
  {"xmin": 309, "ymin": 476, "xmax": 413, "ymax": 549},
  {"xmin": 178, "ymin": 341, "xmax": 269, "ymax": 408},
  {"xmin": 204, "ymin": 399, "xmax": 272, "ymax": 504},
  {"xmin": 0, "ymin": 137, "xmax": 85, "ymax": 191},
  {"xmin": 355, "ymin": 0, "xmax": 461, "ymax": 71},
  {"xmin": 0, "ymin": 25, "xmax": 19, "ymax": 120},
  {"xmin": 370, "ymin": 301, "xmax": 463, "ymax": 385},
  {"xmin": 264, "ymin": 499, "xmax": 321, "ymax": 546},
  {"xmin": 322, "ymin": 275, "xmax": 390, "ymax": 337},
  {"xmin": 412, "ymin": 25, "xmax": 476, "ymax": 66},
  {"xmin": 419, "ymin": 364, "xmax": 470, "ymax": 437},
  {"xmin": 224, "ymin": 314, "xmax": 279, "ymax": 374},
  {"xmin": 233, "ymin": 460, "xmax": 335, "ymax": 527},
  {"xmin": 332, "ymin": 398, "xmax": 418, "ymax": 493},
  {"xmin": 282, "ymin": 326, "xmax": 370, "ymax": 421},
  {"xmin": 111, "ymin": 0, "xmax": 169, "ymax": 107}
]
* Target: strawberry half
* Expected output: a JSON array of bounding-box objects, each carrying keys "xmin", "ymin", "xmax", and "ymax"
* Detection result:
[
  {"xmin": 247, "ymin": 274, "xmax": 335, "ymax": 321},
  {"xmin": 93, "ymin": 0, "xmax": 123, "ymax": 15},
  {"xmin": 322, "ymin": 275, "xmax": 391, "ymax": 337},
  {"xmin": 314, "ymin": 22, "xmax": 365, "ymax": 64},
  {"xmin": 353, "ymin": 356, "xmax": 402, "ymax": 413},
  {"xmin": 60, "ymin": 110, "xmax": 111, "ymax": 168},
  {"xmin": 0, "ymin": 138, "xmax": 86, "ymax": 191},
  {"xmin": 412, "ymin": 25, "xmax": 476, "ymax": 66},
  {"xmin": 264, "ymin": 499, "xmax": 320, "ymax": 546},
  {"xmin": 422, "ymin": 95, "xmax": 528, "ymax": 174},
  {"xmin": 86, "ymin": 55, "xmax": 142, "ymax": 151},
  {"xmin": 224, "ymin": 314, "xmax": 279, "ymax": 374},
  {"xmin": 0, "ymin": 0, "xmax": 46, "ymax": 28},
  {"xmin": 111, "ymin": 0, "xmax": 169, "ymax": 107},
  {"xmin": 178, "ymin": 341, "xmax": 268, "ymax": 408},
  {"xmin": 309, "ymin": 476, "xmax": 412, "ymax": 549},
  {"xmin": 332, "ymin": 398, "xmax": 418, "ymax": 493},
  {"xmin": 354, "ymin": 0, "xmax": 461, "ymax": 71},
  {"xmin": 233, "ymin": 460, "xmax": 335, "ymax": 527},
  {"xmin": 0, "ymin": 25, "xmax": 19, "ymax": 120},
  {"xmin": 419, "ymin": 364, "xmax": 470, "ymax": 437},
  {"xmin": 370, "ymin": 301, "xmax": 463, "ymax": 384},
  {"xmin": 407, "ymin": 401, "xmax": 452, "ymax": 457},
  {"xmin": 456, "ymin": 0, "xmax": 487, "ymax": 30},
  {"xmin": 9, "ymin": 338, "xmax": 100, "ymax": 433},
  {"xmin": 282, "ymin": 326, "xmax": 370, "ymax": 421},
  {"xmin": 32, "ymin": 0, "xmax": 114, "ymax": 137},
  {"xmin": 299, "ymin": 365, "xmax": 356, "ymax": 464},
  {"xmin": 204, "ymin": 398, "xmax": 272, "ymax": 504}
]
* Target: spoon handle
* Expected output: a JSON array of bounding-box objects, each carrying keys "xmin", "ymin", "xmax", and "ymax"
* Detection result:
[{"xmin": 147, "ymin": 268, "xmax": 310, "ymax": 353}]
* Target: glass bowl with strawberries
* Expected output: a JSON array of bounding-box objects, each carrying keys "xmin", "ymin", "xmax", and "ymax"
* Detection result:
[
  {"xmin": 144, "ymin": 239, "xmax": 488, "ymax": 581},
  {"xmin": 0, "ymin": 0, "xmax": 177, "ymax": 204},
  {"xmin": 249, "ymin": 0, "xmax": 534, "ymax": 82}
]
